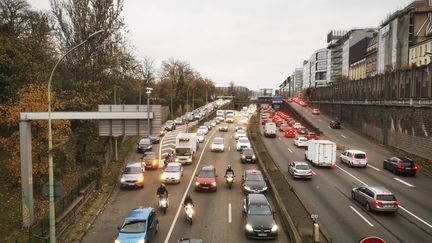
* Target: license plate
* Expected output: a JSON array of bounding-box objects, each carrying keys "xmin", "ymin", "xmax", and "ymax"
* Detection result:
[
  {"xmin": 202, "ymin": 186, "xmax": 208, "ymax": 189},
  {"xmin": 405, "ymin": 167, "xmax": 411, "ymax": 170},
  {"xmin": 258, "ymin": 233, "xmax": 267, "ymax": 237}
]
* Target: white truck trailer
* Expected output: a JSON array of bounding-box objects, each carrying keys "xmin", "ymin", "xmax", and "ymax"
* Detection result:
[
  {"xmin": 175, "ymin": 133, "xmax": 198, "ymax": 165},
  {"xmin": 305, "ymin": 140, "xmax": 337, "ymax": 167}
]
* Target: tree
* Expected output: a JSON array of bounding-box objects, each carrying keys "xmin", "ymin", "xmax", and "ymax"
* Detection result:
[{"xmin": 0, "ymin": 83, "xmax": 71, "ymax": 186}]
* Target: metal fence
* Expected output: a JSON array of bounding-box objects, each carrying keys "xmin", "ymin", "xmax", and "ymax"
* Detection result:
[
  {"xmin": 311, "ymin": 64, "xmax": 432, "ymax": 102},
  {"xmin": 16, "ymin": 168, "xmax": 99, "ymax": 243}
]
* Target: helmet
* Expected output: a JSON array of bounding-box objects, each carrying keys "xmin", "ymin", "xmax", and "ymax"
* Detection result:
[
  {"xmin": 161, "ymin": 183, "xmax": 165, "ymax": 187},
  {"xmin": 227, "ymin": 165, "xmax": 232, "ymax": 169}
]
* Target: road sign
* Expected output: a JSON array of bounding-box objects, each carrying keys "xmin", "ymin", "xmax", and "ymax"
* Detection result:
[{"xmin": 358, "ymin": 236, "xmax": 386, "ymax": 243}]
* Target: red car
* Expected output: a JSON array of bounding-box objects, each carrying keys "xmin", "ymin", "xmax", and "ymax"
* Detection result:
[
  {"xmin": 284, "ymin": 128, "xmax": 296, "ymax": 138},
  {"xmin": 195, "ymin": 165, "xmax": 218, "ymax": 191},
  {"xmin": 306, "ymin": 132, "xmax": 319, "ymax": 140},
  {"xmin": 312, "ymin": 108, "xmax": 320, "ymax": 115}
]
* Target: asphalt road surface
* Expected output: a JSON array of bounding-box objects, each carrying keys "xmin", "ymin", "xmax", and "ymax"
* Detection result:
[
  {"xmin": 259, "ymin": 102, "xmax": 432, "ymax": 243},
  {"xmin": 82, "ymin": 120, "xmax": 290, "ymax": 243}
]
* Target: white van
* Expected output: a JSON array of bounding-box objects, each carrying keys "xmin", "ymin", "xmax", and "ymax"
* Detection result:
[
  {"xmin": 264, "ymin": 122, "xmax": 277, "ymax": 138},
  {"xmin": 340, "ymin": 150, "xmax": 368, "ymax": 168}
]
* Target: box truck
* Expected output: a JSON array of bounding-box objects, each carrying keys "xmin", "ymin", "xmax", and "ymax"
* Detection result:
[
  {"xmin": 175, "ymin": 133, "xmax": 198, "ymax": 165},
  {"xmin": 305, "ymin": 140, "xmax": 337, "ymax": 167}
]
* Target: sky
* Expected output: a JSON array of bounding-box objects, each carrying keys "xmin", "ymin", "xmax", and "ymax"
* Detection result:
[{"xmin": 28, "ymin": 0, "xmax": 413, "ymax": 90}]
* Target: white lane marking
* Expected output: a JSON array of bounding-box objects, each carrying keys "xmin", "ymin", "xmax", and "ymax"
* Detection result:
[
  {"xmin": 164, "ymin": 129, "xmax": 216, "ymax": 243},
  {"xmin": 339, "ymin": 166, "xmax": 432, "ymax": 229},
  {"xmin": 394, "ymin": 178, "xmax": 415, "ymax": 187},
  {"xmin": 287, "ymin": 148, "xmax": 293, "ymax": 153},
  {"xmin": 318, "ymin": 119, "xmax": 322, "ymax": 122},
  {"xmin": 399, "ymin": 206, "xmax": 432, "ymax": 229},
  {"xmin": 312, "ymin": 171, "xmax": 317, "ymax": 175},
  {"xmin": 350, "ymin": 206, "xmax": 374, "ymax": 227},
  {"xmin": 341, "ymin": 134, "xmax": 347, "ymax": 139},
  {"xmin": 165, "ymin": 142, "xmax": 176, "ymax": 147},
  {"xmin": 228, "ymin": 146, "xmax": 231, "ymax": 151},
  {"xmin": 367, "ymin": 164, "xmax": 381, "ymax": 171},
  {"xmin": 328, "ymin": 126, "xmax": 332, "ymax": 129},
  {"xmin": 228, "ymin": 203, "xmax": 232, "ymax": 223},
  {"xmin": 336, "ymin": 165, "xmax": 368, "ymax": 186},
  {"xmin": 163, "ymin": 137, "xmax": 177, "ymax": 142},
  {"xmin": 231, "ymin": 135, "xmax": 233, "ymax": 139},
  {"xmin": 278, "ymin": 137, "xmax": 281, "ymax": 141}
]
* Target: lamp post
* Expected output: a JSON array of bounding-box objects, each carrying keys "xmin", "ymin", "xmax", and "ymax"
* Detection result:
[
  {"xmin": 146, "ymin": 87, "xmax": 153, "ymax": 136},
  {"xmin": 47, "ymin": 30, "xmax": 103, "ymax": 243}
]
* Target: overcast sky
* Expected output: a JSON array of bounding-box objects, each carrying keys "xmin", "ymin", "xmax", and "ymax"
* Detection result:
[{"xmin": 28, "ymin": 0, "xmax": 412, "ymax": 90}]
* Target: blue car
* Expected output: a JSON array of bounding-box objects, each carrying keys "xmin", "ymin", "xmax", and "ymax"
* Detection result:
[{"xmin": 115, "ymin": 207, "xmax": 159, "ymax": 243}]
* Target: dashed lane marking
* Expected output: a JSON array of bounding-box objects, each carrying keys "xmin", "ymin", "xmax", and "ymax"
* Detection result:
[
  {"xmin": 367, "ymin": 164, "xmax": 381, "ymax": 171},
  {"xmin": 394, "ymin": 177, "xmax": 415, "ymax": 187},
  {"xmin": 350, "ymin": 206, "xmax": 374, "ymax": 227}
]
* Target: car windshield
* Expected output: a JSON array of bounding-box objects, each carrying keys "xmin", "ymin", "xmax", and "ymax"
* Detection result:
[
  {"xmin": 120, "ymin": 219, "xmax": 146, "ymax": 233},
  {"xmin": 299, "ymin": 138, "xmax": 307, "ymax": 141},
  {"xmin": 377, "ymin": 194, "xmax": 397, "ymax": 201},
  {"xmin": 176, "ymin": 148, "xmax": 191, "ymax": 156},
  {"xmin": 199, "ymin": 126, "xmax": 207, "ymax": 130},
  {"xmin": 144, "ymin": 154, "xmax": 156, "ymax": 160},
  {"xmin": 199, "ymin": 169, "xmax": 215, "ymax": 178},
  {"xmin": 248, "ymin": 204, "xmax": 271, "ymax": 215},
  {"xmin": 246, "ymin": 173, "xmax": 264, "ymax": 181},
  {"xmin": 237, "ymin": 130, "xmax": 246, "ymax": 135},
  {"xmin": 139, "ymin": 139, "xmax": 151, "ymax": 145},
  {"xmin": 239, "ymin": 138, "xmax": 249, "ymax": 143},
  {"xmin": 296, "ymin": 164, "xmax": 309, "ymax": 170},
  {"xmin": 354, "ymin": 154, "xmax": 366, "ymax": 159},
  {"xmin": 401, "ymin": 160, "xmax": 413, "ymax": 166},
  {"xmin": 213, "ymin": 138, "xmax": 223, "ymax": 144},
  {"xmin": 165, "ymin": 166, "xmax": 180, "ymax": 172},
  {"xmin": 243, "ymin": 149, "xmax": 254, "ymax": 156},
  {"xmin": 124, "ymin": 166, "xmax": 142, "ymax": 174},
  {"xmin": 166, "ymin": 121, "xmax": 173, "ymax": 125}
]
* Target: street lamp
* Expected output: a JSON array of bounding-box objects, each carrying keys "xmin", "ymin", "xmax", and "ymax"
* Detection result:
[
  {"xmin": 47, "ymin": 30, "xmax": 103, "ymax": 243},
  {"xmin": 146, "ymin": 87, "xmax": 153, "ymax": 136}
]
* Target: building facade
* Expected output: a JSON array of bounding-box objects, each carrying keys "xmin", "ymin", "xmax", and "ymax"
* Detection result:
[
  {"xmin": 293, "ymin": 68, "xmax": 303, "ymax": 92},
  {"xmin": 302, "ymin": 49, "xmax": 329, "ymax": 89},
  {"xmin": 302, "ymin": 60, "xmax": 311, "ymax": 89},
  {"xmin": 365, "ymin": 35, "xmax": 379, "ymax": 77}
]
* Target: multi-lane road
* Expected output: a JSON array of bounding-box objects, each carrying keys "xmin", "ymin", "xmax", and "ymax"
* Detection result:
[
  {"xmin": 260, "ymin": 102, "xmax": 432, "ymax": 242},
  {"xmin": 82, "ymin": 119, "xmax": 290, "ymax": 243}
]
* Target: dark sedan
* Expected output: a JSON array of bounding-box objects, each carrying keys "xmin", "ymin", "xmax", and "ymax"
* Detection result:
[
  {"xmin": 243, "ymin": 194, "xmax": 278, "ymax": 239},
  {"xmin": 383, "ymin": 157, "xmax": 418, "ymax": 176},
  {"xmin": 141, "ymin": 152, "xmax": 159, "ymax": 170},
  {"xmin": 242, "ymin": 170, "xmax": 268, "ymax": 195},
  {"xmin": 330, "ymin": 120, "xmax": 341, "ymax": 129},
  {"xmin": 164, "ymin": 120, "xmax": 176, "ymax": 131},
  {"xmin": 241, "ymin": 148, "xmax": 256, "ymax": 163}
]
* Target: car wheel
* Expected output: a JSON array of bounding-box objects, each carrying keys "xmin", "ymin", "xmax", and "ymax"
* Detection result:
[
  {"xmin": 366, "ymin": 202, "xmax": 371, "ymax": 211},
  {"xmin": 383, "ymin": 162, "xmax": 387, "ymax": 169},
  {"xmin": 392, "ymin": 167, "xmax": 397, "ymax": 175},
  {"xmin": 351, "ymin": 192, "xmax": 356, "ymax": 201},
  {"xmin": 156, "ymin": 222, "xmax": 159, "ymax": 233},
  {"xmin": 349, "ymin": 161, "xmax": 353, "ymax": 167}
]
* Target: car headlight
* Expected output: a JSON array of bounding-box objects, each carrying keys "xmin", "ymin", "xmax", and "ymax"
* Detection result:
[
  {"xmin": 262, "ymin": 186, "xmax": 268, "ymax": 191},
  {"xmin": 195, "ymin": 181, "xmax": 200, "ymax": 186},
  {"xmin": 211, "ymin": 182, "xmax": 217, "ymax": 186},
  {"xmin": 175, "ymin": 158, "xmax": 179, "ymax": 162},
  {"xmin": 160, "ymin": 174, "xmax": 166, "ymax": 180},
  {"xmin": 174, "ymin": 175, "xmax": 180, "ymax": 180},
  {"xmin": 120, "ymin": 178, "xmax": 125, "ymax": 183},
  {"xmin": 137, "ymin": 177, "xmax": 144, "ymax": 183},
  {"xmin": 241, "ymin": 155, "xmax": 246, "ymax": 159},
  {"xmin": 115, "ymin": 240, "xmax": 120, "ymax": 243},
  {"xmin": 245, "ymin": 223, "xmax": 253, "ymax": 232},
  {"xmin": 271, "ymin": 224, "xmax": 278, "ymax": 232},
  {"xmin": 244, "ymin": 186, "xmax": 251, "ymax": 191},
  {"xmin": 137, "ymin": 239, "xmax": 145, "ymax": 243},
  {"xmin": 187, "ymin": 158, "xmax": 192, "ymax": 162},
  {"xmin": 252, "ymin": 155, "xmax": 256, "ymax": 159},
  {"xmin": 153, "ymin": 160, "xmax": 158, "ymax": 165}
]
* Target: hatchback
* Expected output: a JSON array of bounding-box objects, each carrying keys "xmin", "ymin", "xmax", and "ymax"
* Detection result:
[
  {"xmin": 288, "ymin": 161, "xmax": 313, "ymax": 179},
  {"xmin": 115, "ymin": 207, "xmax": 158, "ymax": 242},
  {"xmin": 340, "ymin": 150, "xmax": 368, "ymax": 168},
  {"xmin": 383, "ymin": 157, "xmax": 418, "ymax": 176},
  {"xmin": 351, "ymin": 186, "xmax": 399, "ymax": 213},
  {"xmin": 195, "ymin": 165, "xmax": 218, "ymax": 191},
  {"xmin": 294, "ymin": 136, "xmax": 308, "ymax": 147}
]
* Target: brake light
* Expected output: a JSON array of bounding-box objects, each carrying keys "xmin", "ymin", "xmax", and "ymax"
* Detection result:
[
  {"xmin": 413, "ymin": 163, "xmax": 418, "ymax": 170},
  {"xmin": 397, "ymin": 163, "xmax": 404, "ymax": 169},
  {"xmin": 373, "ymin": 199, "xmax": 383, "ymax": 207},
  {"xmin": 394, "ymin": 201, "xmax": 400, "ymax": 205}
]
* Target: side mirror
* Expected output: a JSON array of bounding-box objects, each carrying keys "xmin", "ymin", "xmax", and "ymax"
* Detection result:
[
  {"xmin": 216, "ymin": 174, "xmax": 219, "ymax": 177},
  {"xmin": 117, "ymin": 226, "xmax": 121, "ymax": 230},
  {"xmin": 195, "ymin": 174, "xmax": 198, "ymax": 177}
]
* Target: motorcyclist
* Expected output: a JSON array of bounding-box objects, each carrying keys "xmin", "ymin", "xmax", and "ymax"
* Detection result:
[
  {"xmin": 225, "ymin": 165, "xmax": 235, "ymax": 177},
  {"xmin": 183, "ymin": 194, "xmax": 194, "ymax": 207},
  {"xmin": 156, "ymin": 183, "xmax": 168, "ymax": 198}
]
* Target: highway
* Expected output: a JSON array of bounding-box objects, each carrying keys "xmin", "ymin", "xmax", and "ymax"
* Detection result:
[
  {"xmin": 259, "ymin": 101, "xmax": 432, "ymax": 242},
  {"xmin": 82, "ymin": 118, "xmax": 290, "ymax": 242}
]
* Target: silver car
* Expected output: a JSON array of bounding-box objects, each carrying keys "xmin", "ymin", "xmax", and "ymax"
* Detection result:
[
  {"xmin": 120, "ymin": 162, "xmax": 145, "ymax": 188},
  {"xmin": 196, "ymin": 132, "xmax": 205, "ymax": 143},
  {"xmin": 351, "ymin": 186, "xmax": 399, "ymax": 213},
  {"xmin": 211, "ymin": 137, "xmax": 224, "ymax": 152},
  {"xmin": 218, "ymin": 123, "xmax": 228, "ymax": 132},
  {"xmin": 288, "ymin": 161, "xmax": 313, "ymax": 179},
  {"xmin": 161, "ymin": 162, "xmax": 183, "ymax": 184}
]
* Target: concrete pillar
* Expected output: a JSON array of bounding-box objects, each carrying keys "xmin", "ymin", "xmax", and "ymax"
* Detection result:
[{"xmin": 19, "ymin": 120, "xmax": 34, "ymax": 227}]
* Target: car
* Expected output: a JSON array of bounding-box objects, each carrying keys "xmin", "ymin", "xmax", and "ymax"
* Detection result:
[
  {"xmin": 242, "ymin": 169, "xmax": 268, "ymax": 195},
  {"xmin": 279, "ymin": 122, "xmax": 289, "ymax": 132},
  {"xmin": 351, "ymin": 186, "xmax": 399, "ymax": 213},
  {"xmin": 234, "ymin": 129, "xmax": 247, "ymax": 140},
  {"xmin": 197, "ymin": 125, "xmax": 208, "ymax": 135},
  {"xmin": 147, "ymin": 134, "xmax": 160, "ymax": 144},
  {"xmin": 297, "ymin": 127, "xmax": 308, "ymax": 135},
  {"xmin": 203, "ymin": 121, "xmax": 212, "ymax": 130},
  {"xmin": 235, "ymin": 124, "xmax": 246, "ymax": 131},
  {"xmin": 340, "ymin": 150, "xmax": 368, "ymax": 168},
  {"xmin": 312, "ymin": 108, "xmax": 320, "ymax": 115},
  {"xmin": 306, "ymin": 131, "xmax": 319, "ymax": 140},
  {"xmin": 383, "ymin": 157, "xmax": 418, "ymax": 176},
  {"xmin": 218, "ymin": 123, "xmax": 228, "ymax": 132},
  {"xmin": 330, "ymin": 120, "xmax": 341, "ymax": 129},
  {"xmin": 211, "ymin": 137, "xmax": 224, "ymax": 152},
  {"xmin": 209, "ymin": 119, "xmax": 217, "ymax": 127},
  {"xmin": 196, "ymin": 132, "xmax": 205, "ymax": 143},
  {"xmin": 236, "ymin": 137, "xmax": 251, "ymax": 151},
  {"xmin": 284, "ymin": 128, "xmax": 296, "ymax": 138},
  {"xmin": 141, "ymin": 152, "xmax": 159, "ymax": 170},
  {"xmin": 241, "ymin": 148, "xmax": 256, "ymax": 163},
  {"xmin": 161, "ymin": 162, "xmax": 183, "ymax": 184},
  {"xmin": 164, "ymin": 120, "xmax": 176, "ymax": 131},
  {"xmin": 292, "ymin": 122, "xmax": 302, "ymax": 129},
  {"xmin": 175, "ymin": 117, "xmax": 184, "ymax": 125},
  {"xmin": 195, "ymin": 165, "xmax": 218, "ymax": 191},
  {"xmin": 137, "ymin": 138, "xmax": 152, "ymax": 153},
  {"xmin": 115, "ymin": 207, "xmax": 159, "ymax": 242},
  {"xmin": 243, "ymin": 194, "xmax": 278, "ymax": 239},
  {"xmin": 239, "ymin": 116, "xmax": 248, "ymax": 124},
  {"xmin": 288, "ymin": 161, "xmax": 313, "ymax": 179},
  {"xmin": 294, "ymin": 136, "xmax": 308, "ymax": 147},
  {"xmin": 120, "ymin": 162, "xmax": 145, "ymax": 188}
]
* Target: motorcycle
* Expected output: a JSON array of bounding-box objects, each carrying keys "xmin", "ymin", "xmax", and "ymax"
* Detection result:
[
  {"xmin": 158, "ymin": 194, "xmax": 169, "ymax": 214},
  {"xmin": 184, "ymin": 204, "xmax": 194, "ymax": 225},
  {"xmin": 225, "ymin": 172, "xmax": 235, "ymax": 189}
]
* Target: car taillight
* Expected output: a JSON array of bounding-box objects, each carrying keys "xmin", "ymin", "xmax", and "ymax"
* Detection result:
[
  {"xmin": 413, "ymin": 163, "xmax": 418, "ymax": 170},
  {"xmin": 394, "ymin": 201, "xmax": 400, "ymax": 205},
  {"xmin": 373, "ymin": 199, "xmax": 383, "ymax": 206},
  {"xmin": 397, "ymin": 163, "xmax": 404, "ymax": 169}
]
